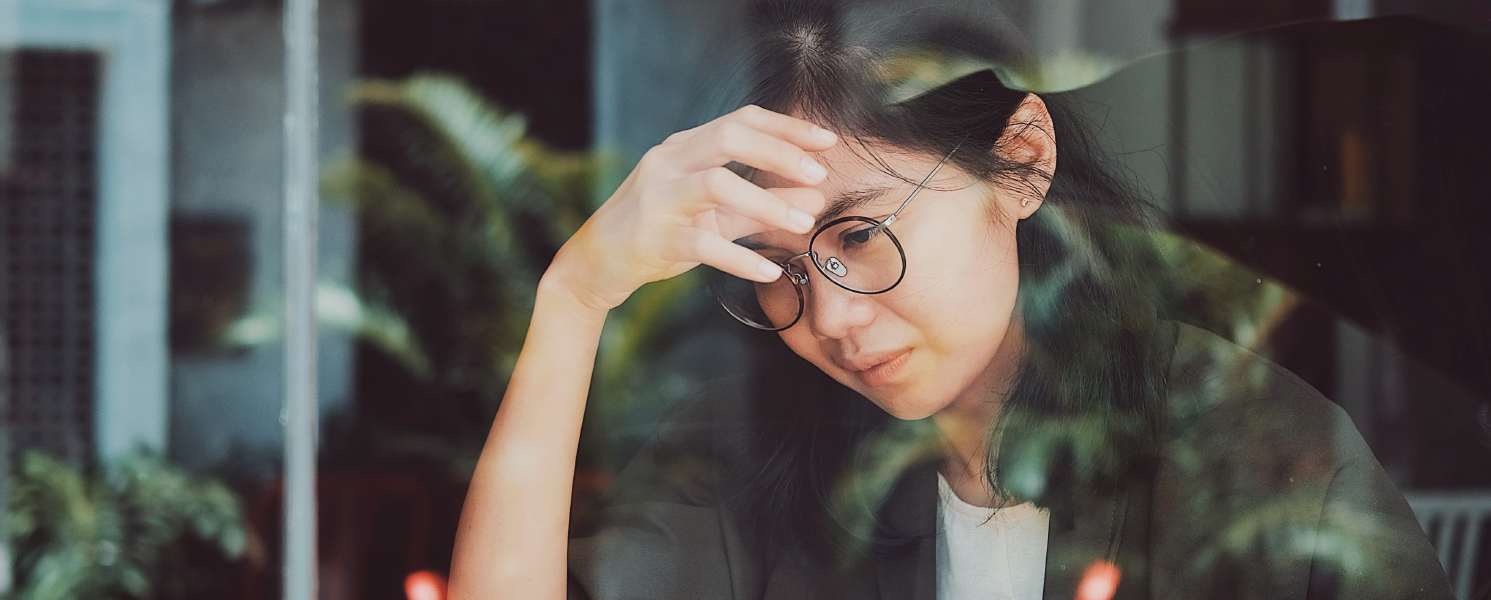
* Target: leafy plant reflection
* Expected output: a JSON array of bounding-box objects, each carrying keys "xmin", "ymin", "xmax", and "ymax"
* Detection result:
[
  {"xmin": 321, "ymin": 74, "xmax": 706, "ymax": 486},
  {"xmin": 814, "ymin": 215, "xmax": 1438, "ymax": 592},
  {"xmin": 6, "ymin": 450, "xmax": 246, "ymax": 600}
]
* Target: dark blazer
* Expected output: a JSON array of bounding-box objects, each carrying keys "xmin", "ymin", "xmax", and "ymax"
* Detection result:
[{"xmin": 567, "ymin": 322, "xmax": 1454, "ymax": 600}]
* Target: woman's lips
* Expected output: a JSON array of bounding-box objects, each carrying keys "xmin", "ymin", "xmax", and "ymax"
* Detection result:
[{"xmin": 852, "ymin": 349, "xmax": 912, "ymax": 388}]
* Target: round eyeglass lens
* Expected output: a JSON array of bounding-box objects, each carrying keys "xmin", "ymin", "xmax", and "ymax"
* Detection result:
[
  {"xmin": 706, "ymin": 264, "xmax": 804, "ymax": 331},
  {"xmin": 809, "ymin": 217, "xmax": 906, "ymax": 294}
]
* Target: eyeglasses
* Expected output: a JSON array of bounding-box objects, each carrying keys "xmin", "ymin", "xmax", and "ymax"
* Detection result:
[{"xmin": 708, "ymin": 142, "xmax": 962, "ymax": 331}]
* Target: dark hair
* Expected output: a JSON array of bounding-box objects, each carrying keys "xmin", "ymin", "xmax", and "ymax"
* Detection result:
[{"xmin": 725, "ymin": 1, "xmax": 1180, "ymax": 561}]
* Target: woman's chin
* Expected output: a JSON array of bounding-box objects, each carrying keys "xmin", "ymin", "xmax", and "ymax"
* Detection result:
[
  {"xmin": 865, "ymin": 390, "xmax": 948, "ymax": 421},
  {"xmin": 885, "ymin": 406, "xmax": 940, "ymax": 421},
  {"xmin": 828, "ymin": 365, "xmax": 950, "ymax": 420}
]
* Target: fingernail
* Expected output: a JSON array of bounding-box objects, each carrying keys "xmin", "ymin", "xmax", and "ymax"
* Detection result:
[
  {"xmin": 810, "ymin": 126, "xmax": 837, "ymax": 144},
  {"xmin": 758, "ymin": 261, "xmax": 783, "ymax": 282},
  {"xmin": 789, "ymin": 208, "xmax": 815, "ymax": 232},
  {"xmin": 801, "ymin": 157, "xmax": 827, "ymax": 182}
]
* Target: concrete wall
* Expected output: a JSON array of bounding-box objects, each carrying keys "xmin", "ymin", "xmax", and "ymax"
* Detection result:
[
  {"xmin": 168, "ymin": 0, "xmax": 358, "ymax": 472},
  {"xmin": 6, "ymin": 0, "xmax": 173, "ymax": 464},
  {"xmin": 593, "ymin": 0, "xmax": 754, "ymax": 172}
]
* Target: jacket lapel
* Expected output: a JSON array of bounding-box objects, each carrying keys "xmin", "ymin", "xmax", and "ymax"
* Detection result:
[
  {"xmin": 1043, "ymin": 489, "xmax": 1123, "ymax": 600},
  {"xmin": 873, "ymin": 459, "xmax": 939, "ymax": 600},
  {"xmin": 1042, "ymin": 478, "xmax": 1152, "ymax": 600}
]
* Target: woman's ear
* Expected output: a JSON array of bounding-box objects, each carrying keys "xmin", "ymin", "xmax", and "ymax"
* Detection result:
[{"xmin": 995, "ymin": 94, "xmax": 1056, "ymax": 219}]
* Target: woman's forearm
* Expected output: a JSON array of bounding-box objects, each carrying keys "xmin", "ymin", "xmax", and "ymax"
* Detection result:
[
  {"xmin": 446, "ymin": 105, "xmax": 833, "ymax": 600},
  {"xmin": 448, "ymin": 269, "xmax": 609, "ymax": 600}
]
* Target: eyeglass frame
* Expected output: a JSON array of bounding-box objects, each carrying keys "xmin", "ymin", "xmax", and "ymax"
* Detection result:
[{"xmin": 717, "ymin": 139, "xmax": 965, "ymax": 331}]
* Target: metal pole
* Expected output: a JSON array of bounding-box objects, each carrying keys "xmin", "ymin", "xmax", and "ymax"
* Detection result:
[{"xmin": 282, "ymin": 0, "xmax": 319, "ymax": 596}]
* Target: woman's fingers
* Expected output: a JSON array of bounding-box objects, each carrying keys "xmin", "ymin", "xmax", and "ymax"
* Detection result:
[
  {"xmin": 768, "ymin": 186, "xmax": 830, "ymax": 221},
  {"xmin": 658, "ymin": 106, "xmax": 835, "ymax": 186},
  {"xmin": 664, "ymin": 105, "xmax": 836, "ymax": 154},
  {"xmin": 729, "ymin": 104, "xmax": 838, "ymax": 152},
  {"xmin": 673, "ymin": 228, "xmax": 783, "ymax": 283},
  {"xmin": 711, "ymin": 186, "xmax": 828, "ymax": 242},
  {"xmin": 551, "ymin": 105, "xmax": 837, "ymax": 309},
  {"xmin": 670, "ymin": 167, "xmax": 817, "ymax": 235},
  {"xmin": 672, "ymin": 121, "xmax": 828, "ymax": 186}
]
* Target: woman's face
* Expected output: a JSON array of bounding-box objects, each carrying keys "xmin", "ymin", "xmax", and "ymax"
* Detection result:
[{"xmin": 748, "ymin": 142, "xmax": 1043, "ymax": 421}]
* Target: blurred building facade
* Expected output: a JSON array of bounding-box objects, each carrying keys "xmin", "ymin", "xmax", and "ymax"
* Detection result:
[
  {"xmin": 2, "ymin": 0, "xmax": 172, "ymax": 470},
  {"xmin": 0, "ymin": 0, "xmax": 360, "ymax": 476}
]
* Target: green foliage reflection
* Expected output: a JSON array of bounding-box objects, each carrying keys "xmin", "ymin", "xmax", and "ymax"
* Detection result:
[
  {"xmin": 6, "ymin": 451, "xmax": 246, "ymax": 600},
  {"xmin": 322, "ymin": 74, "xmax": 702, "ymax": 478}
]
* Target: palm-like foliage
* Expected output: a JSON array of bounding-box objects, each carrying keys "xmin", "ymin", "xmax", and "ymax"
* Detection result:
[
  {"xmin": 322, "ymin": 74, "xmax": 706, "ymax": 476},
  {"xmin": 5, "ymin": 451, "xmax": 246, "ymax": 600}
]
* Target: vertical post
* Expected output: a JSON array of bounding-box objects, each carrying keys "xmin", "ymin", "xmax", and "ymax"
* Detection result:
[
  {"xmin": 1333, "ymin": 0, "xmax": 1372, "ymax": 21},
  {"xmin": 282, "ymin": 0, "xmax": 319, "ymax": 596}
]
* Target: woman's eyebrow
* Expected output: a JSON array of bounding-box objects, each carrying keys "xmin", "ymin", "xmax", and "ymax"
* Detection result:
[
  {"xmin": 816, "ymin": 185, "xmax": 894, "ymax": 228},
  {"xmin": 736, "ymin": 237, "xmax": 771, "ymax": 251},
  {"xmin": 736, "ymin": 184, "xmax": 895, "ymax": 249}
]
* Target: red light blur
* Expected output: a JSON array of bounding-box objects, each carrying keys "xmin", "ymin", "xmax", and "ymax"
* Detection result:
[
  {"xmin": 405, "ymin": 570, "xmax": 448, "ymax": 600},
  {"xmin": 1076, "ymin": 560, "xmax": 1121, "ymax": 600}
]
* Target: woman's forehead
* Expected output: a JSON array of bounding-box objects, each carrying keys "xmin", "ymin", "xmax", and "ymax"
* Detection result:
[{"xmin": 741, "ymin": 147, "xmax": 969, "ymax": 250}]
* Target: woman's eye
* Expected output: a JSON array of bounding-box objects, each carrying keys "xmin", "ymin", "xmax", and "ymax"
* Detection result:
[{"xmin": 842, "ymin": 226, "xmax": 882, "ymax": 248}]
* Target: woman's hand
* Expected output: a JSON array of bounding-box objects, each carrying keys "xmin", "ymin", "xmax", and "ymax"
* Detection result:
[{"xmin": 548, "ymin": 105, "xmax": 838, "ymax": 311}]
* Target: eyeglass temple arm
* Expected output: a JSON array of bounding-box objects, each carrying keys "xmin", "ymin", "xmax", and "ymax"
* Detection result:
[{"xmin": 882, "ymin": 139, "xmax": 965, "ymax": 228}]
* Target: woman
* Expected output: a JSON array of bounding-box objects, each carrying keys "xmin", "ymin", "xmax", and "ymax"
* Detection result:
[{"xmin": 449, "ymin": 4, "xmax": 1450, "ymax": 599}]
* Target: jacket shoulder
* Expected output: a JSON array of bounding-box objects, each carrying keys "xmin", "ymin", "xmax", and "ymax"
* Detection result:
[{"xmin": 1148, "ymin": 321, "xmax": 1451, "ymax": 599}]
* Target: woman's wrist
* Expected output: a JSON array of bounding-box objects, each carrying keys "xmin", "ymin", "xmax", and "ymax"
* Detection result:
[{"xmin": 537, "ymin": 255, "xmax": 615, "ymax": 324}]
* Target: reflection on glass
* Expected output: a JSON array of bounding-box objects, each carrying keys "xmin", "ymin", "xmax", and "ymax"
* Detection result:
[{"xmin": 0, "ymin": 0, "xmax": 1487, "ymax": 598}]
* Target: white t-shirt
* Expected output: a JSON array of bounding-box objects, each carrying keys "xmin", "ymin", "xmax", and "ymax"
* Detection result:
[{"xmin": 935, "ymin": 472, "xmax": 1051, "ymax": 600}]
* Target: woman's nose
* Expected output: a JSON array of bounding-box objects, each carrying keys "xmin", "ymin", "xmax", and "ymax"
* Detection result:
[{"xmin": 801, "ymin": 269, "xmax": 877, "ymax": 340}]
